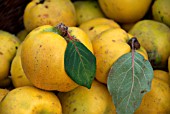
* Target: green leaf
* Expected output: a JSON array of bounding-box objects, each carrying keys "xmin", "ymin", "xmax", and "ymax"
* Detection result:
[
  {"xmin": 64, "ymin": 41, "xmax": 96, "ymax": 89},
  {"xmin": 107, "ymin": 52, "xmax": 153, "ymax": 114}
]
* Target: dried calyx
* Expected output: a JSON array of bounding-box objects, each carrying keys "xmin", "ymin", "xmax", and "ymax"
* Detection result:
[
  {"xmin": 128, "ymin": 37, "xmax": 140, "ymax": 50},
  {"xmin": 56, "ymin": 23, "xmax": 79, "ymax": 42}
]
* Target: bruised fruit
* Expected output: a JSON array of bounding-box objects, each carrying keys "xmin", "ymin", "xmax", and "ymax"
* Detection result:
[
  {"xmin": 129, "ymin": 20, "xmax": 170, "ymax": 70},
  {"xmin": 24, "ymin": 0, "xmax": 77, "ymax": 32},
  {"xmin": 152, "ymin": 0, "xmax": 170, "ymax": 27}
]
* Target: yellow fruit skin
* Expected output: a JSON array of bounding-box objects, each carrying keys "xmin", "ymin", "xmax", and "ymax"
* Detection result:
[
  {"xmin": 0, "ymin": 56, "xmax": 10, "ymax": 80},
  {"xmin": 154, "ymin": 70, "xmax": 170, "ymax": 85},
  {"xmin": 135, "ymin": 78, "xmax": 170, "ymax": 114},
  {"xmin": 24, "ymin": 0, "xmax": 76, "ymax": 32},
  {"xmin": 92, "ymin": 28, "xmax": 131, "ymax": 84},
  {"xmin": 74, "ymin": 1, "xmax": 105, "ymax": 25},
  {"xmin": 98, "ymin": 0, "xmax": 152, "ymax": 23},
  {"xmin": 152, "ymin": 0, "xmax": 170, "ymax": 27},
  {"xmin": 129, "ymin": 20, "xmax": 170, "ymax": 70},
  {"xmin": 21, "ymin": 25, "xmax": 93, "ymax": 92},
  {"xmin": 0, "ymin": 30, "xmax": 20, "ymax": 61},
  {"xmin": 0, "ymin": 30, "xmax": 20, "ymax": 80},
  {"xmin": 58, "ymin": 80, "xmax": 116, "ymax": 114},
  {"xmin": 0, "ymin": 89, "xmax": 9, "ymax": 102},
  {"xmin": 68, "ymin": 27, "xmax": 94, "ymax": 53},
  {"xmin": 0, "ymin": 86, "xmax": 62, "ymax": 114},
  {"xmin": 79, "ymin": 18, "xmax": 120, "ymax": 42},
  {"xmin": 11, "ymin": 45, "xmax": 33, "ymax": 88}
]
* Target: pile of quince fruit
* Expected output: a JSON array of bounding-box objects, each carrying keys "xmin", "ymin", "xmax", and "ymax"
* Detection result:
[{"xmin": 0, "ymin": 0, "xmax": 170, "ymax": 114}]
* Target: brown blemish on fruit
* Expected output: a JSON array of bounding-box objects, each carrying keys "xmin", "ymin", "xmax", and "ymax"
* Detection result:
[
  {"xmin": 17, "ymin": 75, "xmax": 23, "ymax": 78},
  {"xmin": 45, "ymin": 5, "xmax": 48, "ymax": 8},
  {"xmin": 73, "ymin": 108, "xmax": 77, "ymax": 112},
  {"xmin": 112, "ymin": 40, "xmax": 115, "ymax": 42},
  {"xmin": 105, "ymin": 50, "xmax": 108, "ymax": 54},
  {"xmin": 42, "ymin": 14, "xmax": 49, "ymax": 18},
  {"xmin": 36, "ymin": 95, "xmax": 42, "ymax": 99},
  {"xmin": 0, "ymin": 52, "xmax": 3, "ymax": 55},
  {"xmin": 89, "ymin": 27, "xmax": 94, "ymax": 30}
]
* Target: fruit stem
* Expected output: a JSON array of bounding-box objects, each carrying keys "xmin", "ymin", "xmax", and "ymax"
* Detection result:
[{"xmin": 56, "ymin": 23, "xmax": 79, "ymax": 42}]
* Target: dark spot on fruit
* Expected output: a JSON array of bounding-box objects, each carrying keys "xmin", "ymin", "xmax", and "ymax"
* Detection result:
[
  {"xmin": 158, "ymin": 11, "xmax": 160, "ymax": 14},
  {"xmin": 17, "ymin": 75, "xmax": 23, "ymax": 78},
  {"xmin": 89, "ymin": 27, "xmax": 94, "ymax": 30},
  {"xmin": 15, "ymin": 46, "xmax": 18, "ymax": 49},
  {"xmin": 80, "ymin": 15, "xmax": 83, "ymax": 18},
  {"xmin": 38, "ymin": 15, "xmax": 41, "ymax": 17},
  {"xmin": 40, "ymin": 45, "xmax": 42, "ymax": 48},
  {"xmin": 37, "ymin": 95, "xmax": 42, "ymax": 99},
  {"xmin": 105, "ymin": 50, "xmax": 108, "ymax": 54},
  {"xmin": 73, "ymin": 108, "xmax": 77, "ymax": 112},
  {"xmin": 112, "ymin": 40, "xmax": 115, "ymax": 42},
  {"xmin": 0, "ymin": 52, "xmax": 3, "ymax": 55},
  {"xmin": 45, "ymin": 5, "xmax": 48, "ymax": 8}
]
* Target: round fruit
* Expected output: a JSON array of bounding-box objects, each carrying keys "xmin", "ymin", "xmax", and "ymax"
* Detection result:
[
  {"xmin": 0, "ymin": 30, "xmax": 20, "ymax": 80},
  {"xmin": 58, "ymin": 80, "xmax": 116, "ymax": 114},
  {"xmin": 152, "ymin": 0, "xmax": 170, "ymax": 27},
  {"xmin": 74, "ymin": 0, "xmax": 105, "ymax": 25},
  {"xmin": 129, "ymin": 20, "xmax": 170, "ymax": 70},
  {"xmin": 0, "ymin": 86, "xmax": 62, "ymax": 114},
  {"xmin": 92, "ymin": 28, "xmax": 148, "ymax": 84},
  {"xmin": 24, "ymin": 0, "xmax": 77, "ymax": 32},
  {"xmin": 98, "ymin": 0, "xmax": 152, "ymax": 23},
  {"xmin": 21, "ymin": 25, "xmax": 93, "ymax": 92},
  {"xmin": 11, "ymin": 45, "xmax": 33, "ymax": 88}
]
